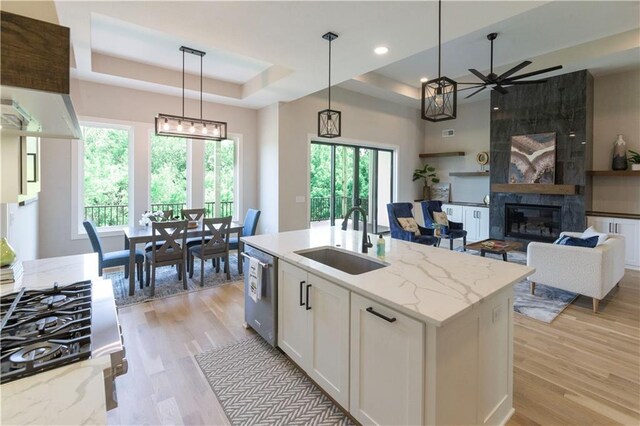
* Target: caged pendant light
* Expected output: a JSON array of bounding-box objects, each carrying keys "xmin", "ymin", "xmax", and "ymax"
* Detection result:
[
  {"xmin": 318, "ymin": 32, "xmax": 341, "ymax": 138},
  {"xmin": 155, "ymin": 46, "xmax": 227, "ymax": 141},
  {"xmin": 421, "ymin": 0, "xmax": 457, "ymax": 122}
]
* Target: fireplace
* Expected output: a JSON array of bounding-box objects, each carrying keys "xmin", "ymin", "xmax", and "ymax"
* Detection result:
[{"xmin": 505, "ymin": 204, "xmax": 561, "ymax": 242}]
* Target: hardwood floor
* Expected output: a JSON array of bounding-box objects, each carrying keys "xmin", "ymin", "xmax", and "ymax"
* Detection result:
[{"xmin": 108, "ymin": 270, "xmax": 640, "ymax": 425}]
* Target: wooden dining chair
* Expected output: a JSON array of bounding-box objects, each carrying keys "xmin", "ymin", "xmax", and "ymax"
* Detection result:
[
  {"xmin": 188, "ymin": 216, "xmax": 232, "ymax": 285},
  {"xmin": 145, "ymin": 220, "xmax": 188, "ymax": 296},
  {"xmin": 180, "ymin": 208, "xmax": 205, "ymax": 221}
]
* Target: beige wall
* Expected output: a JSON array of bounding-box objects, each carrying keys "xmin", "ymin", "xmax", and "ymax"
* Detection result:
[
  {"xmin": 257, "ymin": 103, "xmax": 280, "ymax": 234},
  {"xmin": 277, "ymin": 87, "xmax": 424, "ymax": 232},
  {"xmin": 423, "ymin": 99, "xmax": 491, "ymax": 204},
  {"xmin": 38, "ymin": 79, "xmax": 258, "ymax": 258},
  {"xmin": 592, "ymin": 69, "xmax": 640, "ymax": 214}
]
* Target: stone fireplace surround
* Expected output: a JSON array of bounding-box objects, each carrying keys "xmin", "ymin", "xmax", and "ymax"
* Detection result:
[{"xmin": 489, "ymin": 70, "xmax": 593, "ymax": 247}]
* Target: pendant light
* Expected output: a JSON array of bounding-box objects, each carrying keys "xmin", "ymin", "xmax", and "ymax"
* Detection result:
[
  {"xmin": 155, "ymin": 46, "xmax": 227, "ymax": 141},
  {"xmin": 318, "ymin": 32, "xmax": 341, "ymax": 138},
  {"xmin": 421, "ymin": 0, "xmax": 457, "ymax": 122}
]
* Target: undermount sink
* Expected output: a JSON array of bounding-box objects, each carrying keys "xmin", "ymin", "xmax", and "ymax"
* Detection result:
[{"xmin": 294, "ymin": 247, "xmax": 387, "ymax": 275}]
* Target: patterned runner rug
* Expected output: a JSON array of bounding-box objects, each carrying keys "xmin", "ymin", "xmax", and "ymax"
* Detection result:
[{"xmin": 195, "ymin": 335, "xmax": 352, "ymax": 426}]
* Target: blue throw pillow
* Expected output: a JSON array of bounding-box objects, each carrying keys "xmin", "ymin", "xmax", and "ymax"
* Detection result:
[
  {"xmin": 553, "ymin": 236, "xmax": 569, "ymax": 245},
  {"xmin": 557, "ymin": 235, "xmax": 598, "ymax": 248}
]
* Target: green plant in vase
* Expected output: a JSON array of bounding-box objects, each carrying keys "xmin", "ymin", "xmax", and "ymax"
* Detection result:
[
  {"xmin": 628, "ymin": 150, "xmax": 640, "ymax": 171},
  {"xmin": 413, "ymin": 164, "xmax": 440, "ymax": 200}
]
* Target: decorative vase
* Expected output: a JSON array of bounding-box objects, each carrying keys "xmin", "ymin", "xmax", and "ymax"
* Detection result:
[
  {"xmin": 422, "ymin": 185, "xmax": 431, "ymax": 201},
  {"xmin": 611, "ymin": 134, "xmax": 628, "ymax": 170},
  {"xmin": 0, "ymin": 237, "xmax": 16, "ymax": 267}
]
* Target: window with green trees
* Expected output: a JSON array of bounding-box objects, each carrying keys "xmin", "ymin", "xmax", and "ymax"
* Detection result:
[
  {"xmin": 150, "ymin": 134, "xmax": 187, "ymax": 215},
  {"xmin": 204, "ymin": 139, "xmax": 236, "ymax": 218},
  {"xmin": 81, "ymin": 125, "xmax": 130, "ymax": 227}
]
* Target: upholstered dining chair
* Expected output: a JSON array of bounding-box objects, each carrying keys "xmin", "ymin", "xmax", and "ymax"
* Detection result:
[
  {"xmin": 386, "ymin": 203, "xmax": 438, "ymax": 246},
  {"xmin": 189, "ymin": 216, "xmax": 232, "ymax": 284},
  {"xmin": 420, "ymin": 200, "xmax": 467, "ymax": 250},
  {"xmin": 83, "ymin": 220, "xmax": 144, "ymax": 282},
  {"xmin": 229, "ymin": 208, "xmax": 261, "ymax": 259},
  {"xmin": 145, "ymin": 220, "xmax": 188, "ymax": 296}
]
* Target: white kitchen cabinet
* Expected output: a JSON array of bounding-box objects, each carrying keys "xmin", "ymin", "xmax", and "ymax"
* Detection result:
[
  {"xmin": 463, "ymin": 206, "xmax": 490, "ymax": 242},
  {"xmin": 441, "ymin": 204, "xmax": 464, "ymax": 223},
  {"xmin": 587, "ymin": 216, "xmax": 640, "ymax": 269},
  {"xmin": 350, "ymin": 293, "xmax": 424, "ymax": 426},
  {"xmin": 277, "ymin": 261, "xmax": 350, "ymax": 407}
]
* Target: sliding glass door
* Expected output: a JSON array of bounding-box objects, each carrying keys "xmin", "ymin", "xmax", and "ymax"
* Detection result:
[{"xmin": 310, "ymin": 141, "xmax": 393, "ymax": 234}]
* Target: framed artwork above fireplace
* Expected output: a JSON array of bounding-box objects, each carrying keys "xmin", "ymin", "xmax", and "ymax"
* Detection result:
[{"xmin": 509, "ymin": 132, "xmax": 556, "ymax": 184}]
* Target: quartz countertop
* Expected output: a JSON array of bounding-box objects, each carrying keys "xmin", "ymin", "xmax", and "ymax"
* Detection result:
[
  {"xmin": 243, "ymin": 228, "xmax": 534, "ymax": 326},
  {"xmin": 1, "ymin": 253, "xmax": 111, "ymax": 425}
]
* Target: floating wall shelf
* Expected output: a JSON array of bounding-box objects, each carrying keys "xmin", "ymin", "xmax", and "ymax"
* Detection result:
[
  {"xmin": 491, "ymin": 184, "xmax": 578, "ymax": 195},
  {"xmin": 419, "ymin": 151, "xmax": 465, "ymax": 158},
  {"xmin": 449, "ymin": 171, "xmax": 490, "ymax": 177},
  {"xmin": 587, "ymin": 170, "xmax": 640, "ymax": 177}
]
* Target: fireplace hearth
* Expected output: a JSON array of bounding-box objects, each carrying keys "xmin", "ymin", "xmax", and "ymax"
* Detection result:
[{"xmin": 505, "ymin": 204, "xmax": 561, "ymax": 242}]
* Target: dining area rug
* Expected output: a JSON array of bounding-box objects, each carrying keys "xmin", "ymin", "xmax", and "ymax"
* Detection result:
[{"xmin": 106, "ymin": 255, "xmax": 241, "ymax": 306}]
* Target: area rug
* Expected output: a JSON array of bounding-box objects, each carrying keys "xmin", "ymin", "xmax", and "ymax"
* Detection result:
[
  {"xmin": 457, "ymin": 247, "xmax": 578, "ymax": 323},
  {"xmin": 195, "ymin": 335, "xmax": 351, "ymax": 426},
  {"xmin": 105, "ymin": 255, "xmax": 241, "ymax": 306}
]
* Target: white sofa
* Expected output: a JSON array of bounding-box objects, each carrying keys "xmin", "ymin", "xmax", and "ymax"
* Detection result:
[{"xmin": 527, "ymin": 232, "xmax": 625, "ymax": 313}]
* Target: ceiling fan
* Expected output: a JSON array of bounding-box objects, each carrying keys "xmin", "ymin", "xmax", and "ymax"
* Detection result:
[{"xmin": 459, "ymin": 32, "xmax": 563, "ymax": 99}]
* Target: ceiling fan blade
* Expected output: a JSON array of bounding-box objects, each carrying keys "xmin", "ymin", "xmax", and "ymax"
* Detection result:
[
  {"xmin": 493, "ymin": 85, "xmax": 509, "ymax": 95},
  {"xmin": 458, "ymin": 85, "xmax": 486, "ymax": 92},
  {"xmin": 469, "ymin": 69, "xmax": 490, "ymax": 83},
  {"xmin": 465, "ymin": 86, "xmax": 486, "ymax": 99},
  {"xmin": 458, "ymin": 82, "xmax": 485, "ymax": 85},
  {"xmin": 507, "ymin": 80, "xmax": 547, "ymax": 85},
  {"xmin": 496, "ymin": 61, "xmax": 532, "ymax": 82},
  {"xmin": 508, "ymin": 65, "xmax": 563, "ymax": 81}
]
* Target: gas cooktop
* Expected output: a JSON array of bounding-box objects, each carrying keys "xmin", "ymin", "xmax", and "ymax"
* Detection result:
[{"xmin": 0, "ymin": 281, "xmax": 92, "ymax": 384}]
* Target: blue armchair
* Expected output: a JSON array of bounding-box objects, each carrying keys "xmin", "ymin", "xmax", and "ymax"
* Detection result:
[
  {"xmin": 420, "ymin": 201, "xmax": 467, "ymax": 250},
  {"xmin": 386, "ymin": 203, "xmax": 438, "ymax": 246},
  {"xmin": 83, "ymin": 220, "xmax": 145, "ymax": 282}
]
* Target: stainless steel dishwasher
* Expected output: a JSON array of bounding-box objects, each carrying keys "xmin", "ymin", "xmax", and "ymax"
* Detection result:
[{"xmin": 242, "ymin": 245, "xmax": 278, "ymax": 346}]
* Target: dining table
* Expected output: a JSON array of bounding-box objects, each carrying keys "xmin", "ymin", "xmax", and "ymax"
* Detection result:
[{"xmin": 123, "ymin": 221, "xmax": 244, "ymax": 296}]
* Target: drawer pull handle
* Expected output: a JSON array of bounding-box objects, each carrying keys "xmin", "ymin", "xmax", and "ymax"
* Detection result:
[
  {"xmin": 305, "ymin": 284, "xmax": 312, "ymax": 310},
  {"xmin": 299, "ymin": 280, "xmax": 306, "ymax": 306},
  {"xmin": 366, "ymin": 307, "xmax": 396, "ymax": 323}
]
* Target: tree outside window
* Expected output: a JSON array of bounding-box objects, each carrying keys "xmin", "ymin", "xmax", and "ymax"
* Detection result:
[
  {"xmin": 204, "ymin": 139, "xmax": 236, "ymax": 218},
  {"xmin": 150, "ymin": 134, "xmax": 187, "ymax": 216}
]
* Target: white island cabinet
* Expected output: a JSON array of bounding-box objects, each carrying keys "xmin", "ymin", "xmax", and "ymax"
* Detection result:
[{"xmin": 245, "ymin": 227, "xmax": 533, "ymax": 425}]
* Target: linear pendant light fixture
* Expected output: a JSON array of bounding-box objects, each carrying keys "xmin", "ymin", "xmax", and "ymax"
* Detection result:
[
  {"xmin": 421, "ymin": 0, "xmax": 457, "ymax": 122},
  {"xmin": 318, "ymin": 32, "xmax": 341, "ymax": 138},
  {"xmin": 155, "ymin": 46, "xmax": 227, "ymax": 141}
]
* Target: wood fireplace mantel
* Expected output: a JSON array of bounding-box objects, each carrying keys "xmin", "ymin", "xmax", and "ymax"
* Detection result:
[{"xmin": 491, "ymin": 184, "xmax": 578, "ymax": 195}]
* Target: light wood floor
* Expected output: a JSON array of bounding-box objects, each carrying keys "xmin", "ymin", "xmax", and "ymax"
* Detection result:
[{"xmin": 108, "ymin": 270, "xmax": 640, "ymax": 425}]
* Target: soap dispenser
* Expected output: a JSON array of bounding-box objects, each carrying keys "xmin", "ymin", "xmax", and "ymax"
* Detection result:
[{"xmin": 376, "ymin": 234, "xmax": 385, "ymax": 260}]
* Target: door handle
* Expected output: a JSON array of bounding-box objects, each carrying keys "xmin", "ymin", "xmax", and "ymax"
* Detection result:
[
  {"xmin": 616, "ymin": 223, "xmax": 619, "ymax": 234},
  {"xmin": 608, "ymin": 223, "xmax": 612, "ymax": 233},
  {"xmin": 299, "ymin": 280, "xmax": 306, "ymax": 306},
  {"xmin": 366, "ymin": 307, "xmax": 397, "ymax": 323},
  {"xmin": 305, "ymin": 284, "xmax": 312, "ymax": 310}
]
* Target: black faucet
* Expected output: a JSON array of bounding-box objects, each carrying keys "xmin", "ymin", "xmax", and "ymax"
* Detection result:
[{"xmin": 341, "ymin": 206, "xmax": 373, "ymax": 254}]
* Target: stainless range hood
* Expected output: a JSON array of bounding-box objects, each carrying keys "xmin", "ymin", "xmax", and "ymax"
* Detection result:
[{"xmin": 0, "ymin": 86, "xmax": 81, "ymax": 139}]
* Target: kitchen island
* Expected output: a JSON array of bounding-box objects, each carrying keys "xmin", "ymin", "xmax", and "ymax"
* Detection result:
[
  {"xmin": 1, "ymin": 254, "xmax": 115, "ymax": 426},
  {"xmin": 242, "ymin": 228, "xmax": 534, "ymax": 425}
]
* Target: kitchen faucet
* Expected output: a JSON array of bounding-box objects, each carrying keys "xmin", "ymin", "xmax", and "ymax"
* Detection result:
[{"xmin": 341, "ymin": 206, "xmax": 373, "ymax": 254}]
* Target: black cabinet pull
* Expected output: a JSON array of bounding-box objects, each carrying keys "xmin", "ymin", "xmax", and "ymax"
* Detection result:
[
  {"xmin": 299, "ymin": 280, "xmax": 306, "ymax": 306},
  {"xmin": 366, "ymin": 307, "xmax": 396, "ymax": 323},
  {"xmin": 305, "ymin": 284, "xmax": 312, "ymax": 310}
]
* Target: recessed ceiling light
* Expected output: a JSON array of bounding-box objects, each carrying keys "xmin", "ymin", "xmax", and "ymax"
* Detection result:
[
  {"xmin": 420, "ymin": 77, "xmax": 428, "ymax": 83},
  {"xmin": 374, "ymin": 46, "xmax": 389, "ymax": 55}
]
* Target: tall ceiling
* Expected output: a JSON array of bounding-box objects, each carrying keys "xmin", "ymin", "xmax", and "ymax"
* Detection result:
[{"xmin": 16, "ymin": 1, "xmax": 640, "ymax": 109}]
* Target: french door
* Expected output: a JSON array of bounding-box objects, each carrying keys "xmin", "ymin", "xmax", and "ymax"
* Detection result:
[{"xmin": 310, "ymin": 142, "xmax": 393, "ymax": 234}]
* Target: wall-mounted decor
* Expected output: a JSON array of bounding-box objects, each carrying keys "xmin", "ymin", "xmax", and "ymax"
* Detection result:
[
  {"xmin": 611, "ymin": 134, "xmax": 628, "ymax": 170},
  {"xmin": 509, "ymin": 132, "xmax": 556, "ymax": 184},
  {"xmin": 430, "ymin": 183, "xmax": 451, "ymax": 202},
  {"xmin": 476, "ymin": 151, "xmax": 489, "ymax": 171}
]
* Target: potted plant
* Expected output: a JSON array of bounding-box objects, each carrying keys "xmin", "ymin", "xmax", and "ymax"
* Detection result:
[
  {"xmin": 628, "ymin": 150, "xmax": 640, "ymax": 171},
  {"xmin": 413, "ymin": 164, "xmax": 440, "ymax": 200}
]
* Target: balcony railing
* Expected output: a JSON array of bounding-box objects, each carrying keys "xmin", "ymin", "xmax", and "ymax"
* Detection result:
[
  {"xmin": 84, "ymin": 200, "xmax": 234, "ymax": 227},
  {"xmin": 310, "ymin": 196, "xmax": 368, "ymax": 222}
]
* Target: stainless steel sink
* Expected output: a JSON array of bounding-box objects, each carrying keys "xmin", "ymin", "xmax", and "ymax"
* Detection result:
[{"xmin": 294, "ymin": 247, "xmax": 387, "ymax": 275}]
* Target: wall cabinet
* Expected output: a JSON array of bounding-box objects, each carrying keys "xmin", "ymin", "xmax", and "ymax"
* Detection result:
[
  {"xmin": 277, "ymin": 261, "xmax": 350, "ymax": 407},
  {"xmin": 350, "ymin": 293, "xmax": 424, "ymax": 425},
  {"xmin": 587, "ymin": 216, "xmax": 640, "ymax": 269}
]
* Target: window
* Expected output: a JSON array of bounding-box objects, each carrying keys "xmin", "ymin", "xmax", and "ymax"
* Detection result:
[
  {"xmin": 81, "ymin": 124, "xmax": 131, "ymax": 228},
  {"xmin": 150, "ymin": 134, "xmax": 187, "ymax": 216},
  {"xmin": 204, "ymin": 139, "xmax": 237, "ymax": 218}
]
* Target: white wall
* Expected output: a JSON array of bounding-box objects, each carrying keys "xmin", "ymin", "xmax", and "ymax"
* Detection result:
[
  {"xmin": 423, "ymin": 99, "xmax": 491, "ymax": 204},
  {"xmin": 277, "ymin": 87, "xmax": 424, "ymax": 232},
  {"xmin": 257, "ymin": 103, "xmax": 280, "ymax": 234},
  {"xmin": 38, "ymin": 79, "xmax": 258, "ymax": 258},
  {"xmin": 0, "ymin": 201, "xmax": 39, "ymax": 261}
]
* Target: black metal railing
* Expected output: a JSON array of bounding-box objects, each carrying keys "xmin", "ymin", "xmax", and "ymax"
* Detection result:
[
  {"xmin": 151, "ymin": 202, "xmax": 186, "ymax": 218},
  {"xmin": 84, "ymin": 204, "xmax": 129, "ymax": 227},
  {"xmin": 310, "ymin": 196, "xmax": 368, "ymax": 222},
  {"xmin": 204, "ymin": 201, "xmax": 234, "ymax": 218}
]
